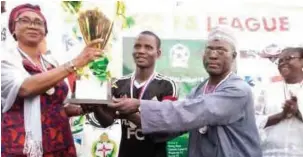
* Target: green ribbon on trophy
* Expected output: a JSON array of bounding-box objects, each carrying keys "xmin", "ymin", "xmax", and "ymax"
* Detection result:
[{"xmin": 88, "ymin": 57, "xmax": 110, "ymax": 81}]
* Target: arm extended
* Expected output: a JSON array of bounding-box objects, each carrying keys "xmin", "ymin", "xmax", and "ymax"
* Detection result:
[{"xmin": 140, "ymin": 84, "xmax": 249, "ymax": 133}]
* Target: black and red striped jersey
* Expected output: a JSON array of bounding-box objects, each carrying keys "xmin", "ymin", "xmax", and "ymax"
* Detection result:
[{"xmin": 112, "ymin": 73, "xmax": 177, "ymax": 157}]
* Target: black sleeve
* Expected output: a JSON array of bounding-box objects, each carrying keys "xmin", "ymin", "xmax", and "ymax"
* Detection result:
[
  {"xmin": 147, "ymin": 79, "xmax": 181, "ymax": 143},
  {"xmin": 111, "ymin": 80, "xmax": 118, "ymax": 98},
  {"xmin": 160, "ymin": 79, "xmax": 178, "ymax": 100},
  {"xmin": 93, "ymin": 106, "xmax": 115, "ymax": 128},
  {"xmin": 111, "ymin": 79, "xmax": 123, "ymax": 98}
]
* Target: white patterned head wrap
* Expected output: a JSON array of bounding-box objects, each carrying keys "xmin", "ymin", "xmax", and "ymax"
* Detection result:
[{"xmin": 208, "ymin": 25, "xmax": 237, "ymax": 51}]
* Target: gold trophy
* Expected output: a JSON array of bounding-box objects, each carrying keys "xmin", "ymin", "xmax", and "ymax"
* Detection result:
[{"xmin": 67, "ymin": 7, "xmax": 114, "ymax": 105}]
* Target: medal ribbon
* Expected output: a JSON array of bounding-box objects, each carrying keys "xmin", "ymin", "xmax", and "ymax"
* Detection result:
[
  {"xmin": 202, "ymin": 72, "xmax": 233, "ymax": 94},
  {"xmin": 18, "ymin": 48, "xmax": 54, "ymax": 95},
  {"xmin": 17, "ymin": 47, "xmax": 47, "ymax": 72},
  {"xmin": 130, "ymin": 71, "xmax": 156, "ymax": 99},
  {"xmin": 199, "ymin": 72, "xmax": 232, "ymax": 134}
]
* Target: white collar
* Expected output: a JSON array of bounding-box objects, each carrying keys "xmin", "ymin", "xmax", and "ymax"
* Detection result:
[{"xmin": 134, "ymin": 80, "xmax": 147, "ymax": 88}]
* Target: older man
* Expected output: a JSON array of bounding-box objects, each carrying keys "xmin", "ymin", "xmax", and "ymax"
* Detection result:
[{"xmin": 111, "ymin": 26, "xmax": 262, "ymax": 157}]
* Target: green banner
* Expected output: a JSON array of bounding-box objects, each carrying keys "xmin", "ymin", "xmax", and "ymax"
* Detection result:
[{"xmin": 123, "ymin": 37, "xmax": 207, "ymax": 157}]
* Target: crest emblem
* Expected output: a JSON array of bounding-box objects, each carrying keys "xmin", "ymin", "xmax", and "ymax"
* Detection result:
[
  {"xmin": 91, "ymin": 133, "xmax": 118, "ymax": 157},
  {"xmin": 169, "ymin": 43, "xmax": 190, "ymax": 68}
]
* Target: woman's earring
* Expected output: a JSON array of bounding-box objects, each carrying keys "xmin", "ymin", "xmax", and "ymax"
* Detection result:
[{"xmin": 12, "ymin": 32, "xmax": 17, "ymax": 40}]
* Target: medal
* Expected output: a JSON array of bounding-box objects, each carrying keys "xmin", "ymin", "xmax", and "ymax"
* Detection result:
[
  {"xmin": 46, "ymin": 87, "xmax": 55, "ymax": 95},
  {"xmin": 199, "ymin": 126, "xmax": 208, "ymax": 134}
]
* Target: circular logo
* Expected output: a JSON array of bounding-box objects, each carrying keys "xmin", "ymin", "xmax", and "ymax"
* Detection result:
[{"xmin": 261, "ymin": 44, "xmax": 282, "ymax": 57}]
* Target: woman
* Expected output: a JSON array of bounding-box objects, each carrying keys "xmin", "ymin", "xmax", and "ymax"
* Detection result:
[
  {"xmin": 1, "ymin": 4, "xmax": 102, "ymax": 157},
  {"xmin": 255, "ymin": 47, "xmax": 303, "ymax": 157}
]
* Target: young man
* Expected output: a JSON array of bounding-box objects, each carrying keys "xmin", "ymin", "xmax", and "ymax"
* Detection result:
[
  {"xmin": 111, "ymin": 26, "xmax": 262, "ymax": 157},
  {"xmin": 93, "ymin": 31, "xmax": 178, "ymax": 157}
]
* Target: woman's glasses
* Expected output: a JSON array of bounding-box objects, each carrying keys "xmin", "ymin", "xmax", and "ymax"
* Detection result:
[
  {"xmin": 15, "ymin": 17, "xmax": 44, "ymax": 28},
  {"xmin": 277, "ymin": 55, "xmax": 301, "ymax": 65}
]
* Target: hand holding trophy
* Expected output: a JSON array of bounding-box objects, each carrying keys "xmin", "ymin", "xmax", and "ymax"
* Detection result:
[
  {"xmin": 67, "ymin": 3, "xmax": 114, "ymax": 105},
  {"xmin": 72, "ymin": 39, "xmax": 104, "ymax": 69}
]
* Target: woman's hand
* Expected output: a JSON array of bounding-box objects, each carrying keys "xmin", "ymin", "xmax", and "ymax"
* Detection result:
[
  {"xmin": 283, "ymin": 96, "xmax": 298, "ymax": 117},
  {"xmin": 72, "ymin": 39, "xmax": 103, "ymax": 69},
  {"xmin": 64, "ymin": 104, "xmax": 99, "ymax": 117},
  {"xmin": 64, "ymin": 104, "xmax": 84, "ymax": 117}
]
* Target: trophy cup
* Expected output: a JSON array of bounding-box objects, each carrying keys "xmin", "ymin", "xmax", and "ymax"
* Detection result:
[{"xmin": 67, "ymin": 7, "xmax": 114, "ymax": 105}]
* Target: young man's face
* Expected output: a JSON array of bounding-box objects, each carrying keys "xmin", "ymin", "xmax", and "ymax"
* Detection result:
[{"xmin": 132, "ymin": 34, "xmax": 161, "ymax": 68}]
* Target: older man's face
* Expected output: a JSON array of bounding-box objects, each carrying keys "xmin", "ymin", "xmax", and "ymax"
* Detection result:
[{"xmin": 203, "ymin": 39, "xmax": 234, "ymax": 76}]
